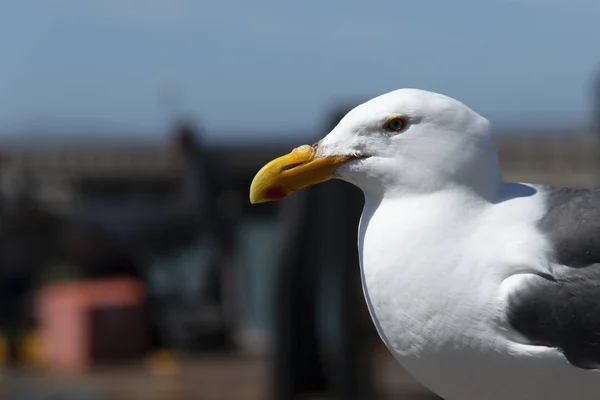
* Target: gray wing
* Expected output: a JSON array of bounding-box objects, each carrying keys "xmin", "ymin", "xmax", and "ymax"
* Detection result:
[{"xmin": 507, "ymin": 186, "xmax": 600, "ymax": 369}]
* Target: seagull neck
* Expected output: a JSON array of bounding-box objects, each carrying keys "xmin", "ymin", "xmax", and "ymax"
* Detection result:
[{"xmin": 368, "ymin": 170, "xmax": 505, "ymax": 204}]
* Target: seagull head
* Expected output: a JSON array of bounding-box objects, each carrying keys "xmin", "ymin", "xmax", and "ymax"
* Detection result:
[{"xmin": 250, "ymin": 88, "xmax": 501, "ymax": 203}]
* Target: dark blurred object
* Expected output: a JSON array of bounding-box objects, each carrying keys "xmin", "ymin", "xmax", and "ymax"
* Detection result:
[
  {"xmin": 175, "ymin": 121, "xmax": 234, "ymax": 250},
  {"xmin": 272, "ymin": 106, "xmax": 375, "ymax": 399},
  {"xmin": 63, "ymin": 226, "xmax": 142, "ymax": 280},
  {"xmin": 0, "ymin": 169, "xmax": 65, "ymax": 365},
  {"xmin": 149, "ymin": 121, "xmax": 236, "ymax": 352}
]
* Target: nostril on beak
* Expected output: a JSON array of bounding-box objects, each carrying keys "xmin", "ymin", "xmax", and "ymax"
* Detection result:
[{"xmin": 281, "ymin": 162, "xmax": 303, "ymax": 171}]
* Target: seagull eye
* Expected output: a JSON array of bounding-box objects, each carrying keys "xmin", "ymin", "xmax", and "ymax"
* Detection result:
[{"xmin": 382, "ymin": 116, "xmax": 407, "ymax": 133}]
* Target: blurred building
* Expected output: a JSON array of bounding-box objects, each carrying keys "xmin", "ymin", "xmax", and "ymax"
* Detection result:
[
  {"xmin": 495, "ymin": 129, "xmax": 598, "ymax": 187},
  {"xmin": 0, "ymin": 128, "xmax": 595, "ymax": 211}
]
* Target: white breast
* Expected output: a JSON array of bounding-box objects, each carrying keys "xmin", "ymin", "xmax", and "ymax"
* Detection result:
[
  {"xmin": 358, "ymin": 194, "xmax": 503, "ymax": 359},
  {"xmin": 357, "ymin": 189, "xmax": 600, "ymax": 400}
]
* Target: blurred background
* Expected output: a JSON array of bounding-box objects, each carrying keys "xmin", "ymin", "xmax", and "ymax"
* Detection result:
[{"xmin": 0, "ymin": 1, "xmax": 600, "ymax": 399}]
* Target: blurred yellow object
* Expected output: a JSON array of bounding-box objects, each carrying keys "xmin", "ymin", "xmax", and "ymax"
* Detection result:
[
  {"xmin": 148, "ymin": 349, "xmax": 181, "ymax": 377},
  {"xmin": 0, "ymin": 331, "xmax": 8, "ymax": 367},
  {"xmin": 19, "ymin": 330, "xmax": 45, "ymax": 367}
]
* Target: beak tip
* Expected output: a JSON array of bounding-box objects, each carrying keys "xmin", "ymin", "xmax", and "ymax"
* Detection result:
[
  {"xmin": 248, "ymin": 194, "xmax": 262, "ymax": 204},
  {"xmin": 248, "ymin": 190, "xmax": 261, "ymax": 204}
]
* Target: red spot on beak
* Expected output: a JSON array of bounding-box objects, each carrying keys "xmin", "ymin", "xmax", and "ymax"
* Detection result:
[{"xmin": 265, "ymin": 186, "xmax": 288, "ymax": 200}]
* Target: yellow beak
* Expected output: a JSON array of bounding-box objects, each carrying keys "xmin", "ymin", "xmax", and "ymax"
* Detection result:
[{"xmin": 249, "ymin": 144, "xmax": 356, "ymax": 204}]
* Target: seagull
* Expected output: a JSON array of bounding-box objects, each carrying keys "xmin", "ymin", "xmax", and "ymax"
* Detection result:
[{"xmin": 249, "ymin": 88, "xmax": 600, "ymax": 400}]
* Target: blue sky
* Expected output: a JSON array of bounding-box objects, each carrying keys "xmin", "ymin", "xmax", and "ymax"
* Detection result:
[{"xmin": 1, "ymin": 0, "xmax": 599, "ymax": 140}]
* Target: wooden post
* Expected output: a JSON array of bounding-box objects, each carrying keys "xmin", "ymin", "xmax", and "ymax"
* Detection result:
[{"xmin": 272, "ymin": 180, "xmax": 329, "ymax": 398}]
